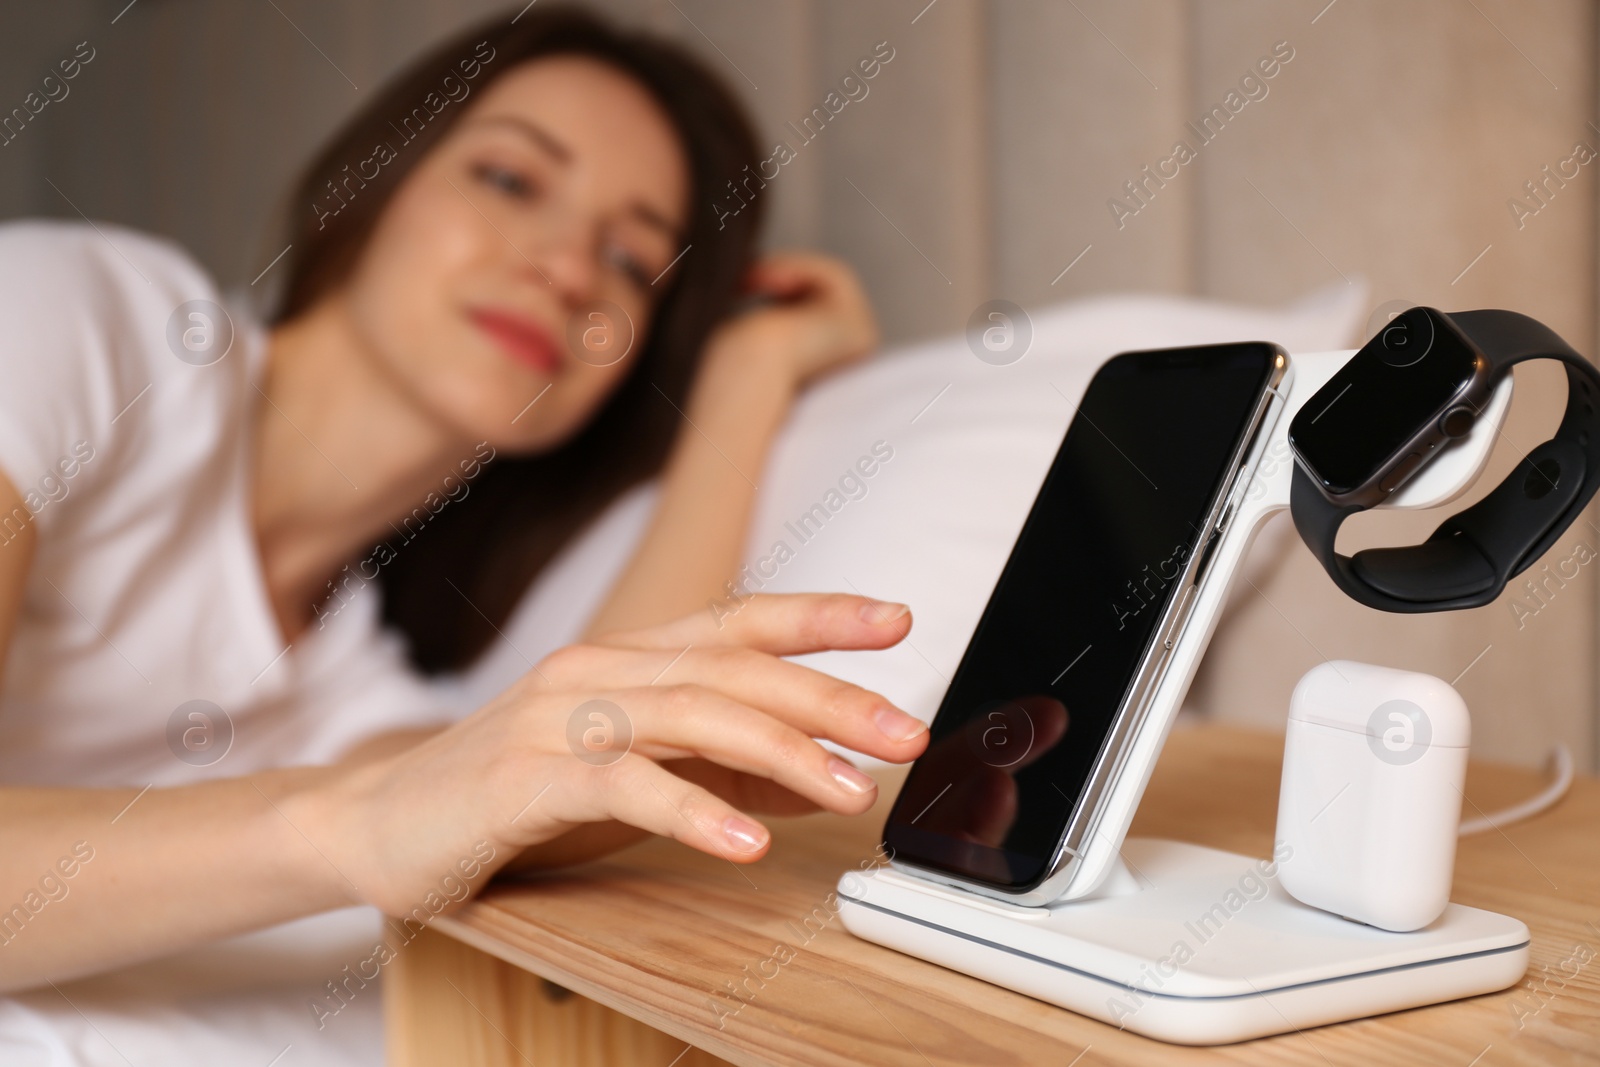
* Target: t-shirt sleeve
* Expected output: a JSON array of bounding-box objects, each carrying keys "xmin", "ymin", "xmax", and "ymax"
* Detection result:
[{"xmin": 0, "ymin": 220, "xmax": 216, "ymax": 532}]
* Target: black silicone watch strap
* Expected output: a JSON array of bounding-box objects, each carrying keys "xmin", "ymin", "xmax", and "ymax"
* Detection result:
[
  {"xmin": 1291, "ymin": 310, "xmax": 1600, "ymax": 613},
  {"xmin": 1451, "ymin": 309, "xmax": 1583, "ymax": 367}
]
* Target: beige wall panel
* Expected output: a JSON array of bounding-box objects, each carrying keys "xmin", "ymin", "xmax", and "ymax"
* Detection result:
[
  {"xmin": 1191, "ymin": 0, "xmax": 1596, "ymax": 350},
  {"xmin": 634, "ymin": 0, "xmax": 823, "ymax": 252},
  {"xmin": 1185, "ymin": 0, "xmax": 1599, "ymax": 768},
  {"xmin": 989, "ymin": 0, "xmax": 1196, "ymax": 304},
  {"xmin": 807, "ymin": 0, "xmax": 990, "ymax": 345},
  {"xmin": 40, "ymin": 1, "xmax": 377, "ymax": 281},
  {"xmin": 0, "ymin": 2, "xmax": 97, "ymax": 218}
]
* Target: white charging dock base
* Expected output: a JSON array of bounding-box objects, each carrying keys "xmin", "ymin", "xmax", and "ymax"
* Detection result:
[{"xmin": 838, "ymin": 838, "xmax": 1528, "ymax": 1045}]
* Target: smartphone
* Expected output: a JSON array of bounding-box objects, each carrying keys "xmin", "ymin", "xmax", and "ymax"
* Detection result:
[{"xmin": 881, "ymin": 342, "xmax": 1288, "ymax": 904}]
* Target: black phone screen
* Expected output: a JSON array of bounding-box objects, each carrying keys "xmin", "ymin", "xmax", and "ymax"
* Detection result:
[{"xmin": 882, "ymin": 343, "xmax": 1278, "ymax": 890}]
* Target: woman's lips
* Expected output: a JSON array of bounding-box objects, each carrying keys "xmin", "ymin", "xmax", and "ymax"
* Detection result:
[{"xmin": 469, "ymin": 307, "xmax": 564, "ymax": 375}]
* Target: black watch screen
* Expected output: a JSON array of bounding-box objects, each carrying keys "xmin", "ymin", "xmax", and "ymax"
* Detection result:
[{"xmin": 1289, "ymin": 307, "xmax": 1482, "ymax": 497}]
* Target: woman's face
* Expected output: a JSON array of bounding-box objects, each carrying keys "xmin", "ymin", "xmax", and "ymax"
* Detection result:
[{"xmin": 339, "ymin": 55, "xmax": 691, "ymax": 453}]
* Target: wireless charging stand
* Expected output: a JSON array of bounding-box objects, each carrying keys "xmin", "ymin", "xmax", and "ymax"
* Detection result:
[{"xmin": 837, "ymin": 349, "xmax": 1530, "ymax": 1045}]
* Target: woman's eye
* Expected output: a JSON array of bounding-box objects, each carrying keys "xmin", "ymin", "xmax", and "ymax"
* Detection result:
[
  {"xmin": 472, "ymin": 162, "xmax": 536, "ymax": 199},
  {"xmin": 602, "ymin": 242, "xmax": 654, "ymax": 289}
]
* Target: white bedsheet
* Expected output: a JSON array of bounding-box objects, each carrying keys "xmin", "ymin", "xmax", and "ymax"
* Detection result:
[{"xmin": 1, "ymin": 908, "xmax": 386, "ymax": 1067}]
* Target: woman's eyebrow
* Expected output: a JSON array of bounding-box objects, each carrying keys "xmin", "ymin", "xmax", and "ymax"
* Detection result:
[
  {"xmin": 469, "ymin": 114, "xmax": 572, "ymax": 163},
  {"xmin": 467, "ymin": 113, "xmax": 684, "ymax": 242}
]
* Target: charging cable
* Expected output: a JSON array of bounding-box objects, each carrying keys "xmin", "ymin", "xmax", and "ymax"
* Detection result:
[{"xmin": 1458, "ymin": 744, "xmax": 1574, "ymax": 836}]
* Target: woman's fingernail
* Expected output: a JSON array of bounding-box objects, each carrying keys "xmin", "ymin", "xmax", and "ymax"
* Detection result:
[
  {"xmin": 828, "ymin": 757, "xmax": 876, "ymax": 796},
  {"xmin": 723, "ymin": 816, "xmax": 769, "ymax": 853},
  {"xmin": 875, "ymin": 706, "xmax": 928, "ymax": 742},
  {"xmin": 860, "ymin": 600, "xmax": 910, "ymax": 623}
]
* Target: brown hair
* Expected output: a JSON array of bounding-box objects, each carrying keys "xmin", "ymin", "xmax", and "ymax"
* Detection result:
[{"xmin": 270, "ymin": 5, "xmax": 764, "ymax": 672}]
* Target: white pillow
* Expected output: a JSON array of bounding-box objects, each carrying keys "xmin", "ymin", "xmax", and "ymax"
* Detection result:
[{"xmin": 437, "ymin": 281, "xmax": 1369, "ymax": 730}]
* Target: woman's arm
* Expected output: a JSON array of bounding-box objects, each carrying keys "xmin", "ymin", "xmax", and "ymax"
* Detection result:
[
  {"xmin": 0, "ymin": 472, "xmax": 32, "ymax": 696},
  {"xmin": 581, "ymin": 253, "xmax": 878, "ymax": 638},
  {"xmin": 0, "ymin": 769, "xmax": 350, "ymax": 992},
  {"xmin": 0, "ymin": 487, "xmax": 923, "ymax": 993},
  {"xmin": 0, "ymin": 469, "xmax": 348, "ymax": 990}
]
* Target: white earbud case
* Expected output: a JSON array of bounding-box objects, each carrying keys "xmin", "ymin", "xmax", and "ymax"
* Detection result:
[{"xmin": 1274, "ymin": 660, "xmax": 1471, "ymax": 932}]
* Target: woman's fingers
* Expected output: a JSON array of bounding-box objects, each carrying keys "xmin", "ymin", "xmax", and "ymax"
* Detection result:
[
  {"xmin": 741, "ymin": 254, "xmax": 821, "ymax": 300},
  {"xmin": 500, "ymin": 821, "xmax": 653, "ymax": 873},
  {"xmin": 545, "ymin": 642, "xmax": 926, "ymax": 763},
  {"xmin": 569, "ymin": 754, "xmax": 773, "ymax": 862},
  {"xmin": 745, "ymin": 251, "xmax": 851, "ymax": 298},
  {"xmin": 498, "ymin": 592, "xmax": 923, "ymax": 870},
  {"xmin": 666, "ymin": 758, "xmax": 823, "ymax": 818},
  {"xmin": 597, "ymin": 591, "xmax": 912, "ymax": 658},
  {"xmin": 598, "ymin": 684, "xmax": 881, "ymax": 814}
]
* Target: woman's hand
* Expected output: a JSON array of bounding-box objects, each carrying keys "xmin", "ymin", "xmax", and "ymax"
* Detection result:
[
  {"xmin": 700, "ymin": 252, "xmax": 879, "ymax": 394},
  {"xmin": 295, "ymin": 592, "xmax": 926, "ymax": 918}
]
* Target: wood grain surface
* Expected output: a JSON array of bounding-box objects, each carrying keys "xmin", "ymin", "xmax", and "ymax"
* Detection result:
[{"xmin": 388, "ymin": 724, "xmax": 1600, "ymax": 1066}]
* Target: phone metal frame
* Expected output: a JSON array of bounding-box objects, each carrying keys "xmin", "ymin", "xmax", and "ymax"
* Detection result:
[{"xmin": 888, "ymin": 345, "xmax": 1292, "ymax": 907}]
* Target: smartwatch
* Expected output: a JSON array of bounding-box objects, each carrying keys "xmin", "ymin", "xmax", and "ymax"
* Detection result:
[{"xmin": 1289, "ymin": 306, "xmax": 1600, "ymax": 613}]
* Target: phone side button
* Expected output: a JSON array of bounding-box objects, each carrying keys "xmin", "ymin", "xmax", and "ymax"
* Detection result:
[
  {"xmin": 1193, "ymin": 529, "xmax": 1222, "ymax": 583},
  {"xmin": 1216, "ymin": 498, "xmax": 1236, "ymax": 535}
]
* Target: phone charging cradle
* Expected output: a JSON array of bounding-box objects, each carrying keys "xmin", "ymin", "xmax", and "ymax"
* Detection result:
[{"xmin": 837, "ymin": 350, "xmax": 1531, "ymax": 1045}]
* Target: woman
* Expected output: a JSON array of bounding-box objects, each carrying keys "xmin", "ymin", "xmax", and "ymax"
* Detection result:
[{"xmin": 0, "ymin": 6, "xmax": 927, "ymax": 1061}]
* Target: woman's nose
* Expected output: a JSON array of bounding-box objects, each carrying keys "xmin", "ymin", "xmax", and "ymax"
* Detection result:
[{"xmin": 523, "ymin": 210, "xmax": 600, "ymax": 306}]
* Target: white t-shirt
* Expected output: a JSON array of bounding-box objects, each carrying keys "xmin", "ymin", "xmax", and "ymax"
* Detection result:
[{"xmin": 0, "ymin": 221, "xmax": 464, "ymax": 1065}]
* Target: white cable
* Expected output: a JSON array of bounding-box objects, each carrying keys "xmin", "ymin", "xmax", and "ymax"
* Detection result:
[{"xmin": 1458, "ymin": 743, "xmax": 1574, "ymax": 836}]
